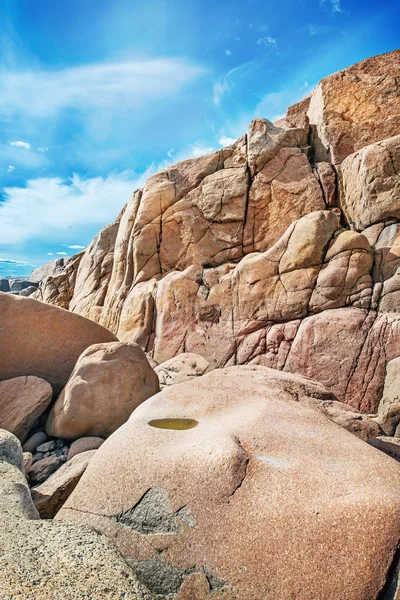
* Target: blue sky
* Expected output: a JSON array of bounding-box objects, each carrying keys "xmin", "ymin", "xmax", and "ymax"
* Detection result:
[{"xmin": 0, "ymin": 0, "xmax": 398, "ymax": 277}]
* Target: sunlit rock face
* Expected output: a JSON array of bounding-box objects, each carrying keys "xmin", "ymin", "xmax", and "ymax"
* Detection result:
[
  {"xmin": 58, "ymin": 367, "xmax": 400, "ymax": 600},
  {"xmin": 36, "ymin": 49, "xmax": 400, "ymax": 414}
]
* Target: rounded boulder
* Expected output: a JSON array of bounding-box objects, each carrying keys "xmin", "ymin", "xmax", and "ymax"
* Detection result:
[{"xmin": 46, "ymin": 342, "xmax": 160, "ymax": 440}]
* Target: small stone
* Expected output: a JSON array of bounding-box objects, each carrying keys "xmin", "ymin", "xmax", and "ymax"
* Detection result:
[
  {"xmin": 28, "ymin": 455, "xmax": 66, "ymax": 486},
  {"xmin": 67, "ymin": 437, "xmax": 104, "ymax": 461},
  {"xmin": 32, "ymin": 452, "xmax": 45, "ymax": 465},
  {"xmin": 23, "ymin": 452, "xmax": 33, "ymax": 474},
  {"xmin": 23, "ymin": 431, "xmax": 48, "ymax": 453},
  {"xmin": 36, "ymin": 441, "xmax": 56, "ymax": 453},
  {"xmin": 31, "ymin": 450, "xmax": 97, "ymax": 518}
]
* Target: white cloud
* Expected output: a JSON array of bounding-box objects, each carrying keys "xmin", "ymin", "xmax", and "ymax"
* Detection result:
[
  {"xmin": 249, "ymin": 23, "xmax": 268, "ymax": 32},
  {"xmin": 7, "ymin": 165, "xmax": 15, "ymax": 173},
  {"xmin": 0, "ymin": 257, "xmax": 32, "ymax": 266},
  {"xmin": 190, "ymin": 146, "xmax": 215, "ymax": 158},
  {"xmin": 0, "ymin": 169, "xmax": 151, "ymax": 246},
  {"xmin": 257, "ymin": 36, "xmax": 276, "ymax": 47},
  {"xmin": 47, "ymin": 252, "xmax": 54, "ymax": 256},
  {"xmin": 320, "ymin": 0, "xmax": 342, "ymax": 13},
  {"xmin": 213, "ymin": 62, "xmax": 256, "ymax": 105},
  {"xmin": 218, "ymin": 136, "xmax": 236, "ymax": 146},
  {"xmin": 37, "ymin": 146, "xmax": 48, "ymax": 153},
  {"xmin": 167, "ymin": 148, "xmax": 174, "ymax": 158},
  {"xmin": 56, "ymin": 252, "xmax": 67, "ymax": 255},
  {"xmin": 10, "ymin": 140, "xmax": 30, "ymax": 149},
  {"xmin": 225, "ymin": 49, "xmax": 232, "ymax": 56},
  {"xmin": 67, "ymin": 244, "xmax": 85, "ymax": 249},
  {"xmin": 0, "ymin": 59, "xmax": 206, "ymax": 119}
]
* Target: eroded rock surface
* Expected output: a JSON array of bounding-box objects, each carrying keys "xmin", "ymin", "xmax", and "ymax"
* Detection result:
[
  {"xmin": 27, "ymin": 50, "xmax": 400, "ymax": 417},
  {"xmin": 58, "ymin": 367, "xmax": 400, "ymax": 600},
  {"xmin": 0, "ymin": 429, "xmax": 151, "ymax": 599}
]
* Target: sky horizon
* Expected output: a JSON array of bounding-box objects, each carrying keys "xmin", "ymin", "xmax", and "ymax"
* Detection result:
[{"xmin": 0, "ymin": 0, "xmax": 399, "ymax": 278}]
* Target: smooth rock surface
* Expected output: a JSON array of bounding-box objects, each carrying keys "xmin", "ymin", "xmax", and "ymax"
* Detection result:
[
  {"xmin": 0, "ymin": 292, "xmax": 117, "ymax": 394},
  {"xmin": 22, "ymin": 431, "xmax": 48, "ymax": 453},
  {"xmin": 67, "ymin": 436, "xmax": 104, "ymax": 460},
  {"xmin": 46, "ymin": 342, "xmax": 160, "ymax": 440},
  {"xmin": 59, "ymin": 366, "xmax": 400, "ymax": 600},
  {"xmin": 0, "ymin": 376, "xmax": 53, "ymax": 442}
]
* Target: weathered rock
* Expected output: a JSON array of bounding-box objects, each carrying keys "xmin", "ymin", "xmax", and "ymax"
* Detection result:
[
  {"xmin": 0, "ymin": 278, "xmax": 10, "ymax": 292},
  {"xmin": 377, "ymin": 403, "xmax": 400, "ymax": 438},
  {"xmin": 18, "ymin": 285, "xmax": 38, "ymax": 297},
  {"xmin": 274, "ymin": 96, "xmax": 311, "ymax": 130},
  {"xmin": 368, "ymin": 436, "xmax": 400, "ymax": 461},
  {"xmin": 0, "ymin": 292, "xmax": 117, "ymax": 394},
  {"xmin": 0, "ymin": 428, "xmax": 24, "ymax": 472},
  {"xmin": 22, "ymin": 431, "xmax": 48, "ymax": 453},
  {"xmin": 69, "ymin": 222, "xmax": 119, "ymax": 321},
  {"xmin": 0, "ymin": 431, "xmax": 151, "ymax": 598},
  {"xmin": 312, "ymin": 400, "xmax": 383, "ymax": 441},
  {"xmin": 36, "ymin": 440, "xmax": 57, "ymax": 453},
  {"xmin": 0, "ymin": 429, "xmax": 38, "ymax": 520},
  {"xmin": 340, "ymin": 135, "xmax": 400, "ymax": 231},
  {"xmin": 155, "ymin": 353, "xmax": 210, "ymax": 388},
  {"xmin": 31, "ymin": 450, "xmax": 97, "ymax": 518},
  {"xmin": 0, "ymin": 376, "xmax": 53, "ymax": 442},
  {"xmin": 22, "ymin": 451, "xmax": 32, "ymax": 474},
  {"xmin": 32, "ymin": 252, "xmax": 84, "ymax": 309},
  {"xmin": 67, "ymin": 436, "xmax": 104, "ymax": 460},
  {"xmin": 28, "ymin": 455, "xmax": 66, "ymax": 486},
  {"xmin": 307, "ymin": 49, "xmax": 400, "ymax": 163},
  {"xmin": 58, "ymin": 366, "xmax": 400, "ymax": 600},
  {"xmin": 9, "ymin": 280, "xmax": 37, "ymax": 293},
  {"xmin": 30, "ymin": 256, "xmax": 77, "ymax": 282},
  {"xmin": 46, "ymin": 342, "xmax": 160, "ymax": 440}
]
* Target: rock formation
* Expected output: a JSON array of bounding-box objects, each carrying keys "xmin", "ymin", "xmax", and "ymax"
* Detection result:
[
  {"xmin": 32, "ymin": 50, "xmax": 400, "ymax": 418},
  {"xmin": 1, "ymin": 49, "xmax": 400, "ymax": 600},
  {"xmin": 59, "ymin": 367, "xmax": 400, "ymax": 600},
  {"xmin": 0, "ymin": 292, "xmax": 117, "ymax": 393}
]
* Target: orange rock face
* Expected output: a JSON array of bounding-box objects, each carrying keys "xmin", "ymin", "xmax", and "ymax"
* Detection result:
[{"xmin": 58, "ymin": 367, "xmax": 400, "ymax": 600}]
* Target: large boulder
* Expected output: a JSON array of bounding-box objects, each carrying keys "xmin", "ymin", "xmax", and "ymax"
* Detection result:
[
  {"xmin": 58, "ymin": 366, "xmax": 400, "ymax": 600},
  {"xmin": 340, "ymin": 135, "xmax": 400, "ymax": 231},
  {"xmin": 0, "ymin": 376, "xmax": 53, "ymax": 442},
  {"xmin": 46, "ymin": 342, "xmax": 160, "ymax": 440},
  {"xmin": 307, "ymin": 49, "xmax": 400, "ymax": 164},
  {"xmin": 0, "ymin": 292, "xmax": 117, "ymax": 394}
]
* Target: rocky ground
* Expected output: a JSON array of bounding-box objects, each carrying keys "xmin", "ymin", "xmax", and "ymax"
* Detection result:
[{"xmin": 1, "ymin": 49, "xmax": 400, "ymax": 599}]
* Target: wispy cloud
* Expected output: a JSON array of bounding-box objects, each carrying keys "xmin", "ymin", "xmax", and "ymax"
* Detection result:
[
  {"xmin": 305, "ymin": 23, "xmax": 334, "ymax": 36},
  {"xmin": 249, "ymin": 23, "xmax": 268, "ymax": 32},
  {"xmin": 0, "ymin": 169, "xmax": 151, "ymax": 246},
  {"xmin": 37, "ymin": 146, "xmax": 48, "ymax": 153},
  {"xmin": 7, "ymin": 165, "xmax": 15, "ymax": 173},
  {"xmin": 56, "ymin": 251, "xmax": 67, "ymax": 255},
  {"xmin": 320, "ymin": 0, "xmax": 342, "ymax": 14},
  {"xmin": 0, "ymin": 59, "xmax": 206, "ymax": 119},
  {"xmin": 257, "ymin": 36, "xmax": 276, "ymax": 47},
  {"xmin": 67, "ymin": 244, "xmax": 85, "ymax": 249},
  {"xmin": 213, "ymin": 61, "xmax": 256, "ymax": 105},
  {"xmin": 225, "ymin": 49, "xmax": 232, "ymax": 56},
  {"xmin": 10, "ymin": 140, "xmax": 30, "ymax": 149}
]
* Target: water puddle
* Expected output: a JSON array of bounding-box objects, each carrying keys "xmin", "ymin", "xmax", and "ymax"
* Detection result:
[{"xmin": 148, "ymin": 418, "xmax": 199, "ymax": 430}]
